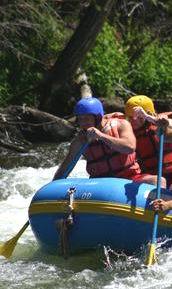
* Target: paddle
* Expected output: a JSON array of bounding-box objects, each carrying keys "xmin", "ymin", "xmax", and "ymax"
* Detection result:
[
  {"xmin": 0, "ymin": 142, "xmax": 88, "ymax": 259},
  {"xmin": 59, "ymin": 142, "xmax": 88, "ymax": 178},
  {"xmin": 145, "ymin": 129, "xmax": 164, "ymax": 266}
]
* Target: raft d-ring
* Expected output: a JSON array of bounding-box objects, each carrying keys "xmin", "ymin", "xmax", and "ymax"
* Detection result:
[
  {"xmin": 66, "ymin": 187, "xmax": 76, "ymax": 225},
  {"xmin": 67, "ymin": 187, "xmax": 76, "ymax": 211}
]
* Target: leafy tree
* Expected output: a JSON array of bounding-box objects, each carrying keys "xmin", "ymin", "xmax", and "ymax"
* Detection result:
[
  {"xmin": 38, "ymin": 0, "xmax": 115, "ymax": 115},
  {"xmin": 0, "ymin": 0, "xmax": 70, "ymax": 106},
  {"xmin": 0, "ymin": 0, "xmax": 172, "ymax": 110},
  {"xmin": 83, "ymin": 23, "xmax": 129, "ymax": 98},
  {"xmin": 130, "ymin": 42, "xmax": 172, "ymax": 97}
]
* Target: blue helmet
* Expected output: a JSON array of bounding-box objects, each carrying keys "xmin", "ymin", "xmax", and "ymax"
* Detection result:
[{"xmin": 74, "ymin": 97, "xmax": 104, "ymax": 117}]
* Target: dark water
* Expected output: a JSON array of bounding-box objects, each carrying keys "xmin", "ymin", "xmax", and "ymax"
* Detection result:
[{"xmin": 0, "ymin": 142, "xmax": 70, "ymax": 169}]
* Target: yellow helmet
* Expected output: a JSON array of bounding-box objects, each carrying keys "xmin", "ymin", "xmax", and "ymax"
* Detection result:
[{"xmin": 125, "ymin": 95, "xmax": 155, "ymax": 117}]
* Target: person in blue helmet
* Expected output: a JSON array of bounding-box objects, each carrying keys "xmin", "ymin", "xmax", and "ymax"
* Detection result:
[{"xmin": 53, "ymin": 97, "xmax": 156, "ymax": 182}]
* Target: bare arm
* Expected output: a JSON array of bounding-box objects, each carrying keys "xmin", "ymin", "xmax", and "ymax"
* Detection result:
[
  {"xmin": 152, "ymin": 115, "xmax": 172, "ymax": 143},
  {"xmin": 53, "ymin": 136, "xmax": 83, "ymax": 180},
  {"xmin": 162, "ymin": 119, "xmax": 172, "ymax": 142},
  {"xmin": 86, "ymin": 119, "xmax": 136, "ymax": 154},
  {"xmin": 133, "ymin": 107, "xmax": 172, "ymax": 143}
]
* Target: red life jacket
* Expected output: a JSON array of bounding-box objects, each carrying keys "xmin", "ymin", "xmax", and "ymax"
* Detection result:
[
  {"xmin": 84, "ymin": 117, "xmax": 141, "ymax": 178},
  {"xmin": 135, "ymin": 115, "xmax": 172, "ymax": 176}
]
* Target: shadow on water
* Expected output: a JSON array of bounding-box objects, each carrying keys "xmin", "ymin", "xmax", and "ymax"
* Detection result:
[
  {"xmin": 9, "ymin": 241, "xmax": 147, "ymax": 273},
  {"xmin": 11, "ymin": 242, "xmax": 109, "ymax": 272}
]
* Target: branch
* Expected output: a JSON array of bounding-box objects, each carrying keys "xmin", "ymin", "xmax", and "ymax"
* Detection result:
[{"xmin": 0, "ymin": 139, "xmax": 28, "ymax": 153}]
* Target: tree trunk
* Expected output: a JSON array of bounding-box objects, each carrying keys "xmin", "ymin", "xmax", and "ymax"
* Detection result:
[
  {"xmin": 8, "ymin": 106, "xmax": 75, "ymax": 142},
  {"xmin": 38, "ymin": 0, "xmax": 115, "ymax": 116}
]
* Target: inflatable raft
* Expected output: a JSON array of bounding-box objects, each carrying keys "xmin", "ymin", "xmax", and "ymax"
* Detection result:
[{"xmin": 28, "ymin": 177, "xmax": 172, "ymax": 255}]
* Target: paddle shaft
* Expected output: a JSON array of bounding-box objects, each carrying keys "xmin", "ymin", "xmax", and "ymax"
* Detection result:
[
  {"xmin": 151, "ymin": 130, "xmax": 164, "ymax": 245},
  {"xmin": 60, "ymin": 142, "xmax": 88, "ymax": 179}
]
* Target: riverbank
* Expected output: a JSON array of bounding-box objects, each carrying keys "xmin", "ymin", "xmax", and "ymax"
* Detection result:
[{"xmin": 0, "ymin": 97, "xmax": 171, "ymax": 170}]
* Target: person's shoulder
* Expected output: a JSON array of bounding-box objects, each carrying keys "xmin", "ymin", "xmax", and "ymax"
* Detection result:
[
  {"xmin": 118, "ymin": 118, "xmax": 131, "ymax": 126},
  {"xmin": 71, "ymin": 132, "xmax": 82, "ymax": 145},
  {"xmin": 117, "ymin": 118, "xmax": 133, "ymax": 134},
  {"xmin": 103, "ymin": 112, "xmax": 125, "ymax": 120},
  {"xmin": 70, "ymin": 133, "xmax": 85, "ymax": 153},
  {"xmin": 74, "ymin": 131, "xmax": 85, "ymax": 142}
]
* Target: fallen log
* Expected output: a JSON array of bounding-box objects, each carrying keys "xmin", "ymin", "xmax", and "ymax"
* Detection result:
[{"xmin": 3, "ymin": 105, "xmax": 76, "ymax": 142}]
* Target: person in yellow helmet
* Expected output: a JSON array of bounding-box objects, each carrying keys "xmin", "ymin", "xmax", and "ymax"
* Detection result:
[
  {"xmin": 125, "ymin": 95, "xmax": 172, "ymax": 189},
  {"xmin": 125, "ymin": 95, "xmax": 156, "ymax": 119}
]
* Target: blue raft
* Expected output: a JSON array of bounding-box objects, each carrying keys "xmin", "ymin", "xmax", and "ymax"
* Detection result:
[{"xmin": 28, "ymin": 177, "xmax": 172, "ymax": 254}]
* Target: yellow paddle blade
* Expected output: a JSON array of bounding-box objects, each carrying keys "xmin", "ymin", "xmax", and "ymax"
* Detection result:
[
  {"xmin": 0, "ymin": 236, "xmax": 18, "ymax": 259},
  {"xmin": 145, "ymin": 243, "xmax": 157, "ymax": 266},
  {"xmin": 0, "ymin": 221, "xmax": 29, "ymax": 259}
]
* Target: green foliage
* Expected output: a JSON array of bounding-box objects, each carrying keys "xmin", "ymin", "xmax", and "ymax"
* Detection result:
[
  {"xmin": 0, "ymin": 0, "xmax": 71, "ymax": 106},
  {"xmin": 0, "ymin": 1, "xmax": 172, "ymax": 107},
  {"xmin": 0, "ymin": 84, "xmax": 11, "ymax": 107},
  {"xmin": 83, "ymin": 23, "xmax": 129, "ymax": 98},
  {"xmin": 130, "ymin": 42, "xmax": 172, "ymax": 97}
]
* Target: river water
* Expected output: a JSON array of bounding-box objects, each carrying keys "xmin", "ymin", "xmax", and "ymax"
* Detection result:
[{"xmin": 1, "ymin": 144, "xmax": 172, "ymax": 289}]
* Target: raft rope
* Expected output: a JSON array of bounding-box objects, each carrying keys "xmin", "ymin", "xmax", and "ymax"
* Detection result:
[{"xmin": 58, "ymin": 187, "xmax": 76, "ymax": 258}]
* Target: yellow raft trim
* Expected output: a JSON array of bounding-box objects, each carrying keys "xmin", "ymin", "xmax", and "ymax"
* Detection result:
[{"xmin": 29, "ymin": 200, "xmax": 172, "ymax": 227}]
